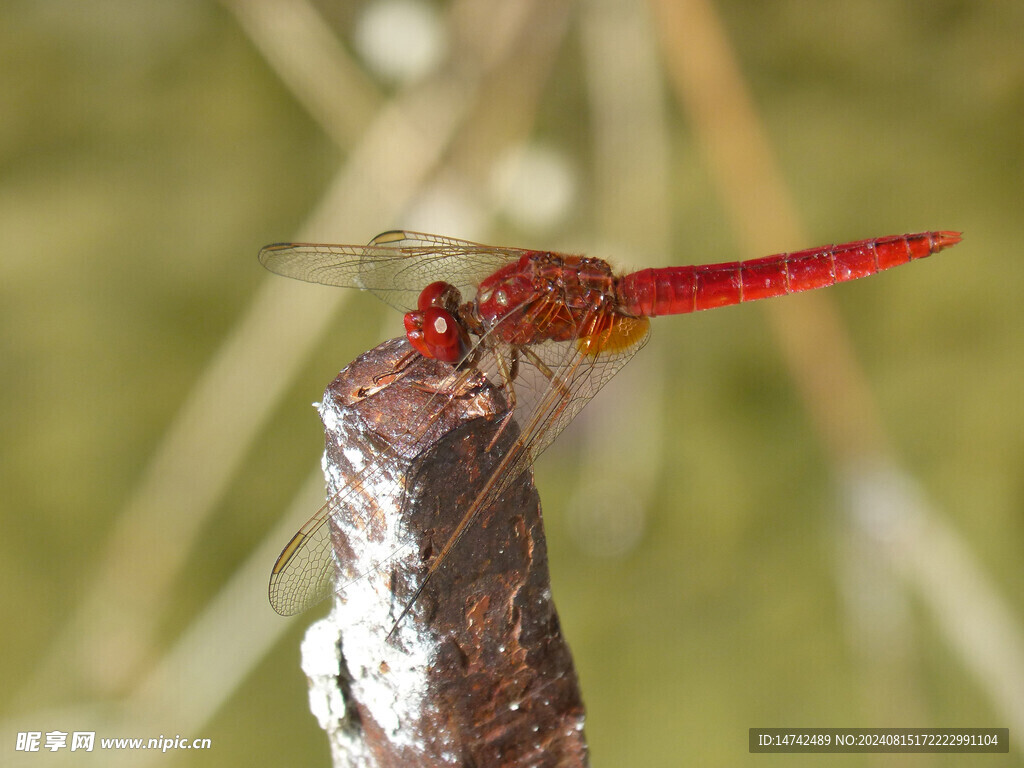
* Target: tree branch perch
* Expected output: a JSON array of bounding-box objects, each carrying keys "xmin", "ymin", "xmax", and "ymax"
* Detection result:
[{"xmin": 301, "ymin": 337, "xmax": 588, "ymax": 767}]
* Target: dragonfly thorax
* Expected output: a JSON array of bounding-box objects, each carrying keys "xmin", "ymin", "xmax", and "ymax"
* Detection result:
[{"xmin": 474, "ymin": 252, "xmax": 621, "ymax": 346}]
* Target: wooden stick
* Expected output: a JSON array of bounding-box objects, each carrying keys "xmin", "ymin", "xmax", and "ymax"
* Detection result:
[{"xmin": 302, "ymin": 337, "xmax": 588, "ymax": 767}]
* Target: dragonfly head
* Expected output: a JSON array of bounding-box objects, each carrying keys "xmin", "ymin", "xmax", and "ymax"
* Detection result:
[
  {"xmin": 417, "ymin": 281, "xmax": 463, "ymax": 314},
  {"xmin": 404, "ymin": 306, "xmax": 470, "ymax": 363}
]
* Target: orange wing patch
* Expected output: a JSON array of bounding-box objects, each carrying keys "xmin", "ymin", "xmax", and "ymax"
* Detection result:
[{"xmin": 576, "ymin": 315, "xmax": 650, "ymax": 356}]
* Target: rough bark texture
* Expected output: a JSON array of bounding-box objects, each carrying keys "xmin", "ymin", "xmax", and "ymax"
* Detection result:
[{"xmin": 301, "ymin": 337, "xmax": 588, "ymax": 768}]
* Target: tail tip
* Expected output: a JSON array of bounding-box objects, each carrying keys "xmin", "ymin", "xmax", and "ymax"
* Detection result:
[{"xmin": 933, "ymin": 230, "xmax": 962, "ymax": 250}]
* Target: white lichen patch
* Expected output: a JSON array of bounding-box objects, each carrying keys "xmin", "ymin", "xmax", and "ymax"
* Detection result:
[
  {"xmin": 301, "ymin": 617, "xmax": 347, "ymax": 730},
  {"xmin": 311, "ymin": 387, "xmax": 445, "ymax": 757}
]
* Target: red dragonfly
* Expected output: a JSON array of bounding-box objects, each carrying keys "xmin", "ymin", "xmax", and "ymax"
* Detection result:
[{"xmin": 261, "ymin": 229, "xmax": 960, "ymax": 618}]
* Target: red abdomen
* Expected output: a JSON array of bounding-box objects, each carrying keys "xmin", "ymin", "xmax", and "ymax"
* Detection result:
[{"xmin": 616, "ymin": 231, "xmax": 961, "ymax": 317}]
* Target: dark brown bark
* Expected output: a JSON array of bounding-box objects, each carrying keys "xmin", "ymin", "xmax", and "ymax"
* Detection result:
[{"xmin": 302, "ymin": 337, "xmax": 588, "ymax": 768}]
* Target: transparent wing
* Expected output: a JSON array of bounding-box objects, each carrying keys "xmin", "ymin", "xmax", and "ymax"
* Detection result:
[
  {"xmin": 267, "ymin": 354, "xmax": 486, "ymax": 616},
  {"xmin": 474, "ymin": 309, "xmax": 652, "ymax": 506},
  {"xmin": 269, "ymin": 468, "xmax": 429, "ymax": 616},
  {"xmin": 378, "ymin": 303, "xmax": 652, "ymax": 627},
  {"xmin": 259, "ymin": 230, "xmax": 527, "ymax": 313},
  {"xmin": 268, "ymin": 504, "xmax": 336, "ymax": 616}
]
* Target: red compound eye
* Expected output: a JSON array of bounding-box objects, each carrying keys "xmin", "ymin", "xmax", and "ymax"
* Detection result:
[
  {"xmin": 421, "ymin": 307, "xmax": 468, "ymax": 362},
  {"xmin": 403, "ymin": 307, "xmax": 468, "ymax": 363},
  {"xmin": 417, "ymin": 281, "xmax": 462, "ymax": 313},
  {"xmin": 403, "ymin": 312, "xmax": 430, "ymax": 358}
]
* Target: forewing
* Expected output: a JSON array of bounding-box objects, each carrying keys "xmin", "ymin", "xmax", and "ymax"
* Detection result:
[
  {"xmin": 269, "ymin": 485, "xmax": 421, "ymax": 616},
  {"xmin": 268, "ymin": 504, "xmax": 335, "ymax": 616},
  {"xmin": 259, "ymin": 230, "xmax": 521, "ymax": 313}
]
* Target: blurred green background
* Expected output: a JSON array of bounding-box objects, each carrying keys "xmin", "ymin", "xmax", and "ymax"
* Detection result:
[{"xmin": 2, "ymin": 0, "xmax": 1022, "ymax": 765}]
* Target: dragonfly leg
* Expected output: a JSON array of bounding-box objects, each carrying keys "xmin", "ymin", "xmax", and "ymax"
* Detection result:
[
  {"xmin": 406, "ymin": 365, "xmax": 482, "ymax": 401},
  {"xmin": 354, "ymin": 349, "xmax": 422, "ymax": 399},
  {"xmin": 485, "ymin": 348, "xmax": 521, "ymax": 453},
  {"xmin": 372, "ymin": 349, "xmax": 419, "ymax": 385},
  {"xmin": 521, "ymin": 345, "xmax": 572, "ymax": 401}
]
